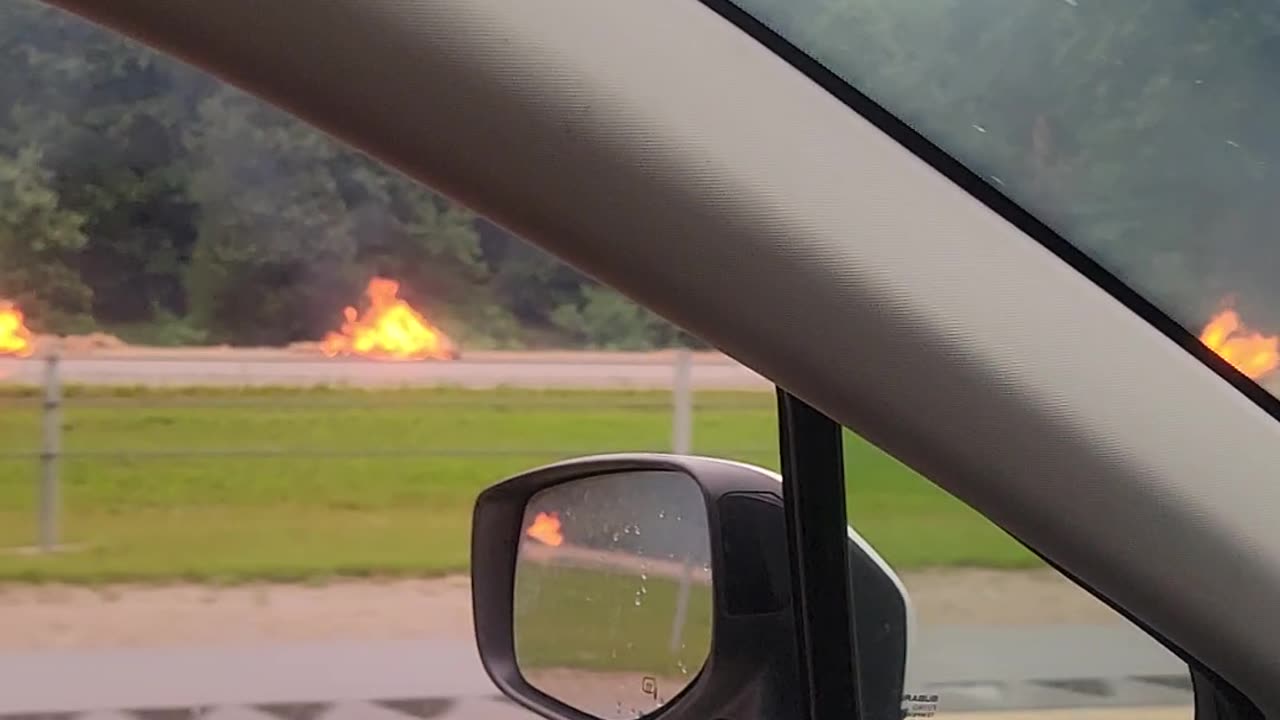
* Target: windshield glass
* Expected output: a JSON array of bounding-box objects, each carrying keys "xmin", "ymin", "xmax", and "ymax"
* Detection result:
[{"xmin": 732, "ymin": 0, "xmax": 1280, "ymax": 394}]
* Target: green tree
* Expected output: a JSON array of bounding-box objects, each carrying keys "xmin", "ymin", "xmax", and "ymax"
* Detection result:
[
  {"xmin": 551, "ymin": 283, "xmax": 695, "ymax": 350},
  {"xmin": 185, "ymin": 88, "xmax": 362, "ymax": 345},
  {"xmin": 478, "ymin": 219, "xmax": 590, "ymax": 339},
  {"xmin": 0, "ymin": 0, "xmax": 209, "ymax": 325},
  {"xmin": 347, "ymin": 160, "xmax": 486, "ymax": 300},
  {"xmin": 0, "ymin": 147, "xmax": 91, "ymax": 332},
  {"xmin": 0, "ymin": 0, "xmax": 700, "ymax": 350}
]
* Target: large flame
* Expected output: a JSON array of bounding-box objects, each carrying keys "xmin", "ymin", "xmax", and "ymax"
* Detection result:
[
  {"xmin": 525, "ymin": 511, "xmax": 565, "ymax": 547},
  {"xmin": 1199, "ymin": 308, "xmax": 1280, "ymax": 380},
  {"xmin": 322, "ymin": 277, "xmax": 457, "ymax": 360},
  {"xmin": 0, "ymin": 302, "xmax": 34, "ymax": 358}
]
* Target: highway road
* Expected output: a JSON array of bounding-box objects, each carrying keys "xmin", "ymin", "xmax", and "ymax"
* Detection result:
[
  {"xmin": 0, "ymin": 351, "xmax": 770, "ymax": 390},
  {"xmin": 0, "ymin": 625, "xmax": 1190, "ymax": 719}
]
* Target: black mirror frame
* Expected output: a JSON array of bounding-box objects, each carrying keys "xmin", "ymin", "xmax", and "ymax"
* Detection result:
[{"xmin": 471, "ymin": 453, "xmax": 806, "ymax": 720}]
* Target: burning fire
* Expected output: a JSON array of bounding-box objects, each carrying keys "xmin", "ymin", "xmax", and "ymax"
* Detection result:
[
  {"xmin": 525, "ymin": 511, "xmax": 565, "ymax": 547},
  {"xmin": 1199, "ymin": 308, "xmax": 1280, "ymax": 380},
  {"xmin": 0, "ymin": 302, "xmax": 34, "ymax": 358},
  {"xmin": 322, "ymin": 277, "xmax": 458, "ymax": 361}
]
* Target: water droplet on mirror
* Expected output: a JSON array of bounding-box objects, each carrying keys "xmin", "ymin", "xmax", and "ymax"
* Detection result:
[
  {"xmin": 658, "ymin": 510, "xmax": 666, "ymax": 519},
  {"xmin": 634, "ymin": 596, "xmax": 642, "ymax": 606},
  {"xmin": 611, "ymin": 532, "xmax": 620, "ymax": 542},
  {"xmin": 640, "ymin": 572, "xmax": 647, "ymax": 581}
]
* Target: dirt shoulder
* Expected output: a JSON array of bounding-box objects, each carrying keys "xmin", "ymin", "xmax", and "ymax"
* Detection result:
[{"xmin": 0, "ymin": 569, "xmax": 1122, "ymax": 652}]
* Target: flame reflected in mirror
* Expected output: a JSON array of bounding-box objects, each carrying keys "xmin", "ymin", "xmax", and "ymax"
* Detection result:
[{"xmin": 513, "ymin": 470, "xmax": 713, "ymax": 719}]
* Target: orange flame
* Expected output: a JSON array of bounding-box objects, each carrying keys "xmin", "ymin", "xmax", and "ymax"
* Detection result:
[
  {"xmin": 321, "ymin": 277, "xmax": 458, "ymax": 361},
  {"xmin": 1199, "ymin": 308, "xmax": 1280, "ymax": 380},
  {"xmin": 0, "ymin": 302, "xmax": 34, "ymax": 358},
  {"xmin": 525, "ymin": 511, "xmax": 565, "ymax": 547}
]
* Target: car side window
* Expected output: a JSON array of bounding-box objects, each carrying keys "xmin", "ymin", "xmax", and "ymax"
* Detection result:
[
  {"xmin": 837, "ymin": 431, "xmax": 1195, "ymax": 716},
  {"xmin": 0, "ymin": 4, "xmax": 710, "ymax": 719},
  {"xmin": 0, "ymin": 3, "xmax": 1196, "ymax": 720}
]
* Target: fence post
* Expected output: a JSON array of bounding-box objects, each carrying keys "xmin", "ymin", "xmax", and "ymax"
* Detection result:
[
  {"xmin": 38, "ymin": 349, "xmax": 62, "ymax": 552},
  {"xmin": 671, "ymin": 349, "xmax": 693, "ymax": 455}
]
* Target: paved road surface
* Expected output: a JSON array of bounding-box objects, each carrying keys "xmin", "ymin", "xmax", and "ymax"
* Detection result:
[
  {"xmin": 0, "ymin": 352, "xmax": 769, "ymax": 390},
  {"xmin": 0, "ymin": 625, "xmax": 1190, "ymax": 719}
]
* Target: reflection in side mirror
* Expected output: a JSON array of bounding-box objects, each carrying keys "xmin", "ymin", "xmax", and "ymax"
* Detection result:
[
  {"xmin": 472, "ymin": 454, "xmax": 912, "ymax": 720},
  {"xmin": 513, "ymin": 470, "xmax": 713, "ymax": 718}
]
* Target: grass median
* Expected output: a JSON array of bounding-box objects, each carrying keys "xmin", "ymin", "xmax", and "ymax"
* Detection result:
[
  {"xmin": 0, "ymin": 386, "xmax": 1035, "ymax": 583},
  {"xmin": 515, "ymin": 563, "xmax": 713, "ymax": 676}
]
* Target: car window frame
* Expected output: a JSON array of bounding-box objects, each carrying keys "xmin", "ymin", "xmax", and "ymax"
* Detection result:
[{"xmin": 40, "ymin": 0, "xmax": 1280, "ymax": 707}]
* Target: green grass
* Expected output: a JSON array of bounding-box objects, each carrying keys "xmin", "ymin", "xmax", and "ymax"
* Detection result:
[
  {"xmin": 0, "ymin": 387, "xmax": 1035, "ymax": 583},
  {"xmin": 514, "ymin": 564, "xmax": 713, "ymax": 676}
]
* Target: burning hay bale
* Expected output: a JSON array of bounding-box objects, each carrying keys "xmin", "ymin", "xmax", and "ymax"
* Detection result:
[
  {"xmin": 321, "ymin": 277, "xmax": 460, "ymax": 360},
  {"xmin": 0, "ymin": 299, "xmax": 131, "ymax": 358},
  {"xmin": 0, "ymin": 301, "xmax": 34, "ymax": 358}
]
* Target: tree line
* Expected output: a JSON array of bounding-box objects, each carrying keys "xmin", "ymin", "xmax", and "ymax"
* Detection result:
[
  {"xmin": 0, "ymin": 1, "xmax": 693, "ymax": 349},
  {"xmin": 6, "ymin": 0, "xmax": 1280, "ymax": 349}
]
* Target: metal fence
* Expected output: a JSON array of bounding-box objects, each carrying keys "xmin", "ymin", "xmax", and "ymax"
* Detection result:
[{"xmin": 1, "ymin": 349, "xmax": 775, "ymax": 552}]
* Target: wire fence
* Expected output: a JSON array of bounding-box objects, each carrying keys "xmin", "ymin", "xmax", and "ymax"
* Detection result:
[{"xmin": 1, "ymin": 350, "xmax": 778, "ymax": 552}]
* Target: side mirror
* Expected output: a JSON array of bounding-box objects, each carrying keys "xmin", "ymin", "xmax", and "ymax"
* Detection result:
[{"xmin": 471, "ymin": 453, "xmax": 914, "ymax": 720}]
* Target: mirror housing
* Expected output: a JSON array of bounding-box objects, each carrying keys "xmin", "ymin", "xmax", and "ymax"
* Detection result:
[{"xmin": 471, "ymin": 453, "xmax": 913, "ymax": 720}]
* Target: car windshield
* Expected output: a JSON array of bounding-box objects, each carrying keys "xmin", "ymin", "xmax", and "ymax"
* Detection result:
[{"xmin": 732, "ymin": 0, "xmax": 1280, "ymax": 396}]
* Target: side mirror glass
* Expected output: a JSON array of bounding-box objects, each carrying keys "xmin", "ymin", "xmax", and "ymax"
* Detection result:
[{"xmin": 514, "ymin": 470, "xmax": 713, "ymax": 718}]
